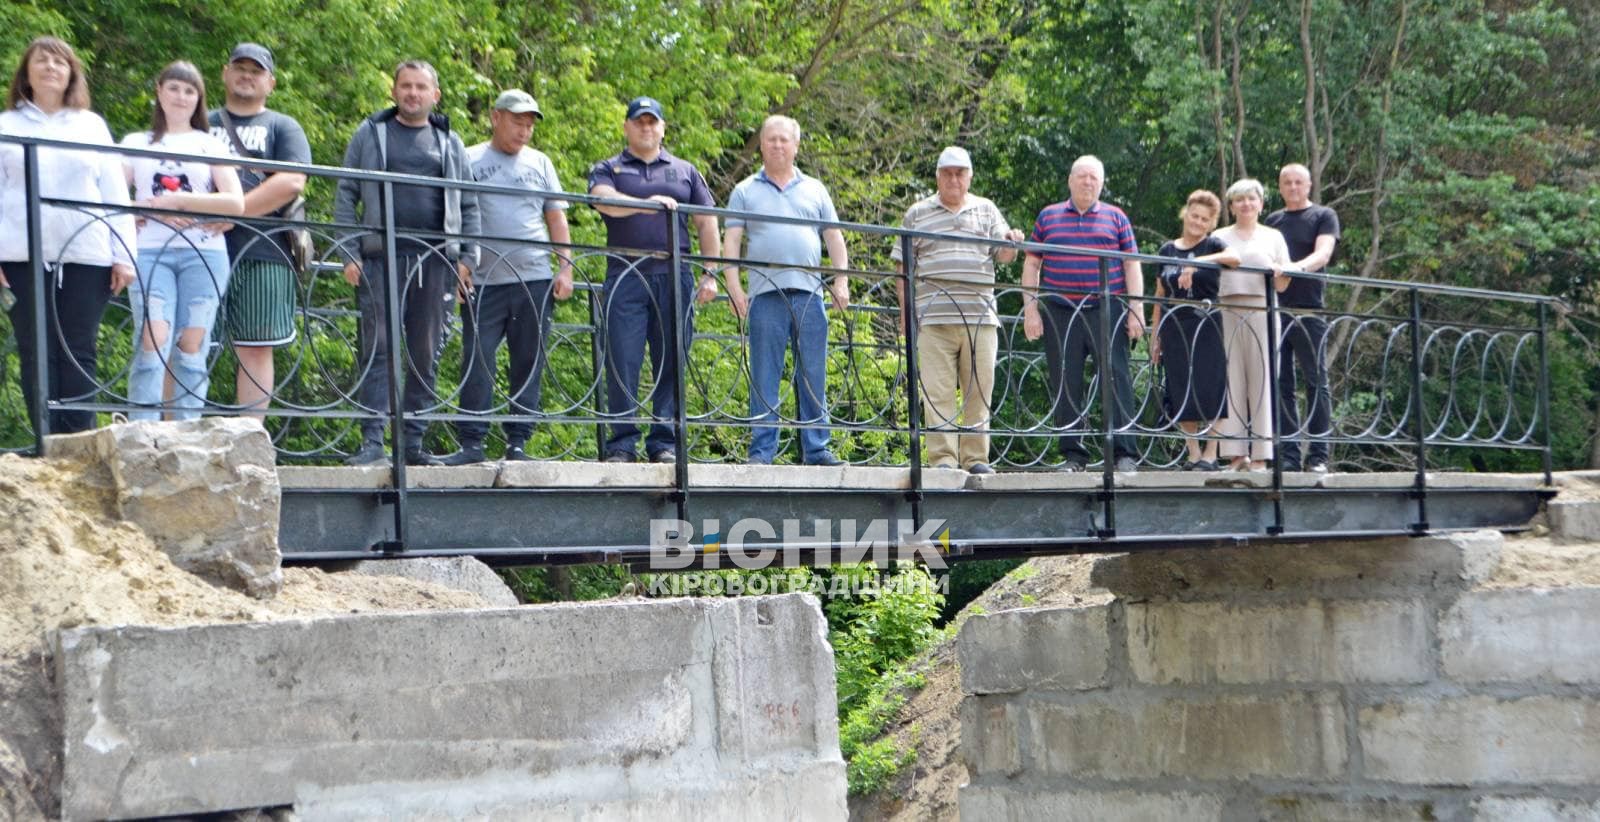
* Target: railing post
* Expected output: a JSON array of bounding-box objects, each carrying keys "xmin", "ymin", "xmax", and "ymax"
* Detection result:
[
  {"xmin": 23, "ymin": 142, "xmax": 50, "ymax": 451},
  {"xmin": 1407, "ymin": 287, "xmax": 1429, "ymax": 533},
  {"xmin": 1264, "ymin": 271, "xmax": 1285, "ymax": 535},
  {"xmin": 380, "ymin": 180, "xmax": 408, "ymax": 551},
  {"xmin": 1536, "ymin": 301, "xmax": 1553, "ymax": 486},
  {"xmin": 901, "ymin": 233, "xmax": 923, "ymax": 529},
  {"xmin": 1096, "ymin": 256, "xmax": 1116, "ymax": 537},
  {"xmin": 589, "ymin": 284, "xmax": 608, "ymax": 458},
  {"xmin": 668, "ymin": 207, "xmax": 689, "ymax": 524}
]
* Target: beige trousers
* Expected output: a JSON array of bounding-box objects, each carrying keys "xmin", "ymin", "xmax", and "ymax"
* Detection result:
[
  {"xmin": 918, "ymin": 323, "xmax": 998, "ymax": 468},
  {"xmin": 1218, "ymin": 294, "xmax": 1278, "ymax": 460}
]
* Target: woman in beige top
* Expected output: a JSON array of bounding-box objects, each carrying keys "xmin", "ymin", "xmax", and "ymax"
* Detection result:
[{"xmin": 1196, "ymin": 179, "xmax": 1291, "ymax": 470}]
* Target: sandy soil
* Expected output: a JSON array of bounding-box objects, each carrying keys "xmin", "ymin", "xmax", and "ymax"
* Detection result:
[{"xmin": 0, "ymin": 453, "xmax": 494, "ymax": 821}]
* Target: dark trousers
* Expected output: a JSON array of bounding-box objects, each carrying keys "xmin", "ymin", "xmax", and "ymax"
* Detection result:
[
  {"xmin": 4, "ymin": 261, "xmax": 111, "ymax": 434},
  {"xmin": 602, "ymin": 270, "xmax": 692, "ymax": 456},
  {"xmin": 1277, "ymin": 310, "xmax": 1333, "ymax": 467},
  {"xmin": 456, "ymin": 279, "xmax": 553, "ymax": 447},
  {"xmin": 355, "ymin": 254, "xmax": 454, "ymax": 446},
  {"xmin": 1041, "ymin": 297, "xmax": 1138, "ymax": 461}
]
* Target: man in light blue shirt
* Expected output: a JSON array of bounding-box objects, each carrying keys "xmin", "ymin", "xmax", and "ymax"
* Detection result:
[{"xmin": 722, "ymin": 115, "xmax": 850, "ymax": 465}]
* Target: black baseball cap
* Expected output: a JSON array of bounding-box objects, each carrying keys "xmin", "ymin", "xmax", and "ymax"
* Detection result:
[{"xmin": 229, "ymin": 42, "xmax": 275, "ymax": 74}]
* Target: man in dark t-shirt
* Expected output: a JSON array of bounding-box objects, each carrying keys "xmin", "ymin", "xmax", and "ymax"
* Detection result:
[
  {"xmin": 1264, "ymin": 163, "xmax": 1341, "ymax": 472},
  {"xmin": 587, "ymin": 97, "xmax": 721, "ymax": 463},
  {"xmin": 333, "ymin": 60, "xmax": 480, "ymax": 466},
  {"xmin": 208, "ymin": 42, "xmax": 312, "ymax": 418}
]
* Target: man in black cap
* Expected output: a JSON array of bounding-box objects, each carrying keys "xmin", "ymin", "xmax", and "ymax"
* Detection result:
[
  {"xmin": 586, "ymin": 96, "xmax": 720, "ymax": 463},
  {"xmin": 208, "ymin": 42, "xmax": 312, "ymax": 417}
]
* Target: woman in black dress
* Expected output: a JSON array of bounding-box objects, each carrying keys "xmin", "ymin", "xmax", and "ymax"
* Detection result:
[{"xmin": 1150, "ymin": 190, "xmax": 1228, "ymax": 469}]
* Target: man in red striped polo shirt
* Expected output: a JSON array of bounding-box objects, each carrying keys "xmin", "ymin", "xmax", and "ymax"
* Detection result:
[{"xmin": 1021, "ymin": 155, "xmax": 1145, "ymax": 472}]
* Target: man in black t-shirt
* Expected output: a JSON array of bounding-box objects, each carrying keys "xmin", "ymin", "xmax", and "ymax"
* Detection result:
[
  {"xmin": 208, "ymin": 42, "xmax": 312, "ymax": 419},
  {"xmin": 1265, "ymin": 163, "xmax": 1341, "ymax": 472}
]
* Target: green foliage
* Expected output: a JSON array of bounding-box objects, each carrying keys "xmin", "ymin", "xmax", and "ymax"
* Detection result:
[
  {"xmin": 838, "ymin": 663, "xmax": 925, "ymax": 795},
  {"xmin": 829, "ymin": 564, "xmax": 944, "ymax": 714}
]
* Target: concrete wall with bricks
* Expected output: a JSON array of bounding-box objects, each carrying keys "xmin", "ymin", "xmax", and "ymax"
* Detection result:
[
  {"xmin": 55, "ymin": 593, "xmax": 846, "ymax": 821},
  {"xmin": 956, "ymin": 516, "xmax": 1600, "ymax": 821}
]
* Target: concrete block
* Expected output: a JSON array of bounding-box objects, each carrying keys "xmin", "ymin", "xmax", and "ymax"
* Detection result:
[
  {"xmin": 960, "ymin": 696, "xmax": 1021, "ymax": 778},
  {"xmin": 1321, "ymin": 472, "xmax": 1429, "ymax": 488},
  {"xmin": 56, "ymin": 594, "xmax": 843, "ymax": 821},
  {"xmin": 1471, "ymin": 797, "xmax": 1600, "ymax": 821},
  {"xmin": 1027, "ymin": 692, "xmax": 1347, "ymax": 781},
  {"xmin": 296, "ymin": 758, "xmax": 848, "ymax": 821},
  {"xmin": 498, "ymin": 460, "xmax": 674, "ymax": 488},
  {"xmin": 277, "ymin": 465, "xmax": 389, "ymax": 489},
  {"xmin": 1255, "ymin": 796, "xmax": 1445, "ymax": 821},
  {"xmin": 403, "ymin": 463, "xmax": 501, "ymax": 488},
  {"xmin": 964, "ymin": 471, "xmax": 1101, "ymax": 491},
  {"xmin": 1428, "ymin": 472, "xmax": 1548, "ymax": 489},
  {"xmin": 1126, "ymin": 599, "xmax": 1431, "ymax": 684},
  {"xmin": 1548, "ymin": 500, "xmax": 1600, "ymax": 541},
  {"xmin": 959, "ymin": 786, "xmax": 1224, "ymax": 822},
  {"xmin": 344, "ymin": 556, "xmax": 520, "ymax": 607},
  {"xmin": 1090, "ymin": 530, "xmax": 1503, "ymax": 599},
  {"xmin": 709, "ymin": 594, "xmax": 840, "ymax": 762},
  {"xmin": 1441, "ymin": 588, "xmax": 1600, "ymax": 684},
  {"xmin": 1359, "ymin": 695, "xmax": 1600, "ymax": 785},
  {"xmin": 958, "ymin": 605, "xmax": 1111, "ymax": 694}
]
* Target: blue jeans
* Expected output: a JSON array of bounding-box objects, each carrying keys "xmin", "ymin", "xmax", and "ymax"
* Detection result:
[
  {"xmin": 128, "ymin": 247, "xmax": 231, "ymax": 420},
  {"xmin": 602, "ymin": 270, "xmax": 693, "ymax": 456},
  {"xmin": 747, "ymin": 289, "xmax": 832, "ymax": 462}
]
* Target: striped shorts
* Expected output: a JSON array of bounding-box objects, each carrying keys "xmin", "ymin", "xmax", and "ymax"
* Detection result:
[{"xmin": 226, "ymin": 258, "xmax": 298, "ymax": 346}]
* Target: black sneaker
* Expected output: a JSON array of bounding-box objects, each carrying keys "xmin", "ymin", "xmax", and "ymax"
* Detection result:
[
  {"xmin": 439, "ymin": 445, "xmax": 486, "ymax": 466},
  {"xmin": 503, "ymin": 443, "xmax": 533, "ymax": 462},
  {"xmin": 1307, "ymin": 460, "xmax": 1329, "ymax": 474},
  {"xmin": 1114, "ymin": 456, "xmax": 1139, "ymax": 473},
  {"xmin": 404, "ymin": 449, "xmax": 445, "ymax": 467},
  {"xmin": 602, "ymin": 450, "xmax": 636, "ymax": 463},
  {"xmin": 1192, "ymin": 459, "xmax": 1221, "ymax": 472},
  {"xmin": 345, "ymin": 441, "xmax": 387, "ymax": 466},
  {"xmin": 1057, "ymin": 459, "xmax": 1086, "ymax": 473},
  {"xmin": 804, "ymin": 452, "xmax": 844, "ymax": 466},
  {"xmin": 967, "ymin": 462, "xmax": 996, "ymax": 475},
  {"xmin": 649, "ymin": 448, "xmax": 677, "ymax": 464}
]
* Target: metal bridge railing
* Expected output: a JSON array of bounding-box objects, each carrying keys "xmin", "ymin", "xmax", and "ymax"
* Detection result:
[{"xmin": 3, "ymin": 135, "xmax": 1561, "ymax": 538}]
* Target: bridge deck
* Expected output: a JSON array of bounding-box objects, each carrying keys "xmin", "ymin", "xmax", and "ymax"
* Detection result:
[{"xmin": 278, "ymin": 465, "xmax": 1550, "ymax": 567}]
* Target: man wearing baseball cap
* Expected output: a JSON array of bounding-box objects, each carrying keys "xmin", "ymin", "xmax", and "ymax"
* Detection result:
[
  {"xmin": 207, "ymin": 42, "xmax": 311, "ymax": 420},
  {"xmin": 586, "ymin": 96, "xmax": 721, "ymax": 464},
  {"xmin": 441, "ymin": 89, "xmax": 573, "ymax": 464},
  {"xmin": 892, "ymin": 146, "xmax": 1024, "ymax": 475}
]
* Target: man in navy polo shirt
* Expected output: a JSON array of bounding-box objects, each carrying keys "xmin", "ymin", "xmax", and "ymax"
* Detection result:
[
  {"xmin": 588, "ymin": 96, "xmax": 722, "ymax": 463},
  {"xmin": 1021, "ymin": 155, "xmax": 1145, "ymax": 472},
  {"xmin": 721, "ymin": 114, "xmax": 849, "ymax": 466}
]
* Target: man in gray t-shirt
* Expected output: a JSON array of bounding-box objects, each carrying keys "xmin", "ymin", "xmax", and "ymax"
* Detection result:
[{"xmin": 442, "ymin": 89, "xmax": 573, "ymax": 464}]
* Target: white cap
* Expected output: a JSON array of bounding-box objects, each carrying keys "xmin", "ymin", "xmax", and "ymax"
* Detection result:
[{"xmin": 936, "ymin": 146, "xmax": 972, "ymax": 170}]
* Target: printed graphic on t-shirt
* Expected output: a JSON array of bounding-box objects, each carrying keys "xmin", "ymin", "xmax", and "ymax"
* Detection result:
[{"xmin": 152, "ymin": 169, "xmax": 194, "ymax": 194}]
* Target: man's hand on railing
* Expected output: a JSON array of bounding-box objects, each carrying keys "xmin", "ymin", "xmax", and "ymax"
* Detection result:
[
  {"xmin": 1022, "ymin": 301, "xmax": 1044, "ymax": 342},
  {"xmin": 110, "ymin": 263, "xmax": 135, "ymax": 296},
  {"xmin": 648, "ymin": 194, "xmax": 679, "ymax": 211},
  {"xmin": 343, "ymin": 261, "xmax": 362, "ymax": 286}
]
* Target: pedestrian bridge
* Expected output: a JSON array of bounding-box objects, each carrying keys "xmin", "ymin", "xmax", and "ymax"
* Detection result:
[{"xmin": 0, "ymin": 134, "xmax": 1561, "ymax": 567}]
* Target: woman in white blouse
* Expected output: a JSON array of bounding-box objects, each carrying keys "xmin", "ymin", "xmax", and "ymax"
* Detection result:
[
  {"xmin": 0, "ymin": 37, "xmax": 137, "ymax": 433},
  {"xmin": 1205, "ymin": 178, "xmax": 1291, "ymax": 470}
]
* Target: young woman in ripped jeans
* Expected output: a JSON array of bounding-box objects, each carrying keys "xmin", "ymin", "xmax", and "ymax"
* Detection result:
[{"xmin": 121, "ymin": 60, "xmax": 242, "ymax": 419}]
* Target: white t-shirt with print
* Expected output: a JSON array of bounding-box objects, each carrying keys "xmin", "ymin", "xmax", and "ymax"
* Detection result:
[{"xmin": 121, "ymin": 129, "xmax": 233, "ymax": 253}]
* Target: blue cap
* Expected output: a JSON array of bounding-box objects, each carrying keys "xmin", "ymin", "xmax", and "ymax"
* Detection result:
[{"xmin": 626, "ymin": 96, "xmax": 665, "ymax": 122}]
